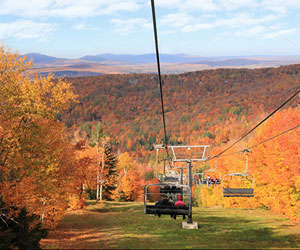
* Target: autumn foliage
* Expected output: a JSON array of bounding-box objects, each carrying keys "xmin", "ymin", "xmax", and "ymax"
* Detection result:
[
  {"xmin": 62, "ymin": 58, "xmax": 299, "ymax": 223},
  {"xmin": 1, "ymin": 44, "xmax": 300, "ymax": 249},
  {"xmin": 0, "ymin": 47, "xmax": 78, "ymax": 247},
  {"xmin": 114, "ymin": 152, "xmax": 146, "ymax": 201},
  {"xmin": 198, "ymin": 107, "xmax": 300, "ymax": 222}
]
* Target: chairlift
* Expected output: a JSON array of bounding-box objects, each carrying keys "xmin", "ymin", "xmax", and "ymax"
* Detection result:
[
  {"xmin": 144, "ymin": 183, "xmax": 190, "ymax": 219},
  {"xmin": 222, "ymin": 149, "xmax": 254, "ymax": 197},
  {"xmin": 223, "ymin": 173, "xmax": 254, "ymax": 197},
  {"xmin": 193, "ymin": 172, "xmax": 203, "ymax": 185},
  {"xmin": 145, "ymin": 144, "xmax": 209, "ymax": 226},
  {"xmin": 201, "ymin": 169, "xmax": 221, "ymax": 185},
  {"xmin": 198, "ymin": 160, "xmax": 221, "ymax": 186},
  {"xmin": 163, "ymin": 174, "xmax": 180, "ymax": 184},
  {"xmin": 163, "ymin": 160, "xmax": 187, "ymax": 185}
]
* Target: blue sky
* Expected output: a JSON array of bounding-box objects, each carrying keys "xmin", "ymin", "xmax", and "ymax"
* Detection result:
[{"xmin": 1, "ymin": 0, "xmax": 300, "ymax": 58}]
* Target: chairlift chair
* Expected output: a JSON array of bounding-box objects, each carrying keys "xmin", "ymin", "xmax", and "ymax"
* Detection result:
[
  {"xmin": 165, "ymin": 161, "xmax": 188, "ymax": 185},
  {"xmin": 146, "ymin": 145, "xmax": 210, "ymax": 225},
  {"xmin": 198, "ymin": 160, "xmax": 221, "ymax": 185},
  {"xmin": 222, "ymin": 149, "xmax": 255, "ymax": 197},
  {"xmin": 144, "ymin": 183, "xmax": 190, "ymax": 219},
  {"xmin": 163, "ymin": 174, "xmax": 180, "ymax": 184},
  {"xmin": 193, "ymin": 172, "xmax": 203, "ymax": 185},
  {"xmin": 201, "ymin": 169, "xmax": 221, "ymax": 185},
  {"xmin": 163, "ymin": 168, "xmax": 181, "ymax": 184},
  {"xmin": 222, "ymin": 173, "xmax": 254, "ymax": 197}
]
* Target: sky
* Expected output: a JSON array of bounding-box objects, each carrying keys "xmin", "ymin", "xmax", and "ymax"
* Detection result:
[{"xmin": 1, "ymin": 0, "xmax": 300, "ymax": 58}]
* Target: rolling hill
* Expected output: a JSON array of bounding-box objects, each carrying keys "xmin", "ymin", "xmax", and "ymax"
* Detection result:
[
  {"xmin": 62, "ymin": 63, "xmax": 300, "ymax": 161},
  {"xmin": 23, "ymin": 52, "xmax": 300, "ymax": 77}
]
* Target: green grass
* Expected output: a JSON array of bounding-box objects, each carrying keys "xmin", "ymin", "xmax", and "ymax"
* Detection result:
[{"xmin": 42, "ymin": 201, "xmax": 300, "ymax": 249}]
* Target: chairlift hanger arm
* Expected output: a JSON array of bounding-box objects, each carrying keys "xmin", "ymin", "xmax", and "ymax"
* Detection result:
[{"xmin": 169, "ymin": 145, "xmax": 210, "ymax": 162}]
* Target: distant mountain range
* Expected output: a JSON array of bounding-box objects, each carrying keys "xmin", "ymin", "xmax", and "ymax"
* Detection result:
[
  {"xmin": 25, "ymin": 52, "xmax": 217, "ymax": 64},
  {"xmin": 80, "ymin": 53, "xmax": 212, "ymax": 64},
  {"xmin": 23, "ymin": 52, "xmax": 300, "ymax": 77}
]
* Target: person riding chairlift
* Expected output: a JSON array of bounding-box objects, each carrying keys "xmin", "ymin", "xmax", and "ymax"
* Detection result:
[
  {"xmin": 155, "ymin": 194, "xmax": 172, "ymax": 218},
  {"xmin": 174, "ymin": 194, "xmax": 186, "ymax": 220},
  {"xmin": 155, "ymin": 194, "xmax": 171, "ymax": 207},
  {"xmin": 175, "ymin": 195, "xmax": 185, "ymax": 207},
  {"xmin": 207, "ymin": 175, "xmax": 211, "ymax": 187},
  {"xmin": 212, "ymin": 175, "xmax": 217, "ymax": 187}
]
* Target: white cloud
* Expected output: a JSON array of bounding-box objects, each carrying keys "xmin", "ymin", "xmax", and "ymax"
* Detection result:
[
  {"xmin": 2, "ymin": 0, "xmax": 300, "ymax": 20},
  {"xmin": 48, "ymin": 5, "xmax": 98, "ymax": 19},
  {"xmin": 182, "ymin": 23, "xmax": 216, "ymax": 32},
  {"xmin": 1, "ymin": 0, "xmax": 299, "ymax": 41},
  {"xmin": 73, "ymin": 22, "xmax": 98, "ymax": 31},
  {"xmin": 0, "ymin": 0, "xmax": 145, "ymax": 40},
  {"xmin": 155, "ymin": 0, "xmax": 182, "ymax": 8},
  {"xmin": 156, "ymin": 0, "xmax": 217, "ymax": 12},
  {"xmin": 216, "ymin": 0, "xmax": 259, "ymax": 12},
  {"xmin": 0, "ymin": 0, "xmax": 143, "ymax": 18},
  {"xmin": 0, "ymin": 0, "xmax": 51, "ymax": 17},
  {"xmin": 160, "ymin": 12, "xmax": 217, "ymax": 32},
  {"xmin": 156, "ymin": 0, "xmax": 300, "ymax": 14},
  {"xmin": 261, "ymin": 0, "xmax": 300, "ymax": 14},
  {"xmin": 111, "ymin": 17, "xmax": 151, "ymax": 35},
  {"xmin": 160, "ymin": 12, "xmax": 277, "ymax": 33},
  {"xmin": 98, "ymin": 1, "xmax": 141, "ymax": 15},
  {"xmin": 180, "ymin": 0, "xmax": 217, "ymax": 12},
  {"xmin": 233, "ymin": 23, "xmax": 299, "ymax": 41},
  {"xmin": 234, "ymin": 25, "xmax": 266, "ymax": 37},
  {"xmin": 220, "ymin": 13, "xmax": 277, "ymax": 28},
  {"xmin": 161, "ymin": 13, "xmax": 197, "ymax": 29},
  {"xmin": 74, "ymin": 23, "xmax": 86, "ymax": 30},
  {"xmin": 0, "ymin": 20, "xmax": 54, "ymax": 41},
  {"xmin": 47, "ymin": 0, "xmax": 142, "ymax": 18},
  {"xmin": 264, "ymin": 28, "xmax": 299, "ymax": 39},
  {"xmin": 152, "ymin": 0, "xmax": 300, "ymax": 41}
]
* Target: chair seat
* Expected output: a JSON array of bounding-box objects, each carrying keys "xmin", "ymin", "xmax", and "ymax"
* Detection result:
[
  {"xmin": 224, "ymin": 194, "xmax": 254, "ymax": 197},
  {"xmin": 223, "ymin": 188, "xmax": 254, "ymax": 197},
  {"xmin": 145, "ymin": 205, "xmax": 189, "ymax": 215}
]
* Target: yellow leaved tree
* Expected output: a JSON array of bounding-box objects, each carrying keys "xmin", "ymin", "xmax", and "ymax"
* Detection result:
[{"xmin": 0, "ymin": 46, "xmax": 78, "ymax": 234}]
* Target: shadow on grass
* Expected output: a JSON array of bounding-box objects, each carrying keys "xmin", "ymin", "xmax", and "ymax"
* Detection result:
[
  {"xmin": 86, "ymin": 200, "xmax": 98, "ymax": 206},
  {"xmin": 89, "ymin": 204, "xmax": 300, "ymax": 248},
  {"xmin": 115, "ymin": 213, "xmax": 300, "ymax": 249},
  {"xmin": 42, "ymin": 227, "xmax": 121, "ymax": 249},
  {"xmin": 43, "ymin": 203, "xmax": 300, "ymax": 249},
  {"xmin": 217, "ymin": 227, "xmax": 300, "ymax": 249},
  {"xmin": 205, "ymin": 216, "xmax": 299, "ymax": 249},
  {"xmin": 89, "ymin": 201, "xmax": 143, "ymax": 213}
]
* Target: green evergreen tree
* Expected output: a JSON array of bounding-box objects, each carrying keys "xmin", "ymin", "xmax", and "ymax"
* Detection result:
[
  {"xmin": 102, "ymin": 145, "xmax": 118, "ymax": 200},
  {"xmin": 0, "ymin": 200, "xmax": 48, "ymax": 250}
]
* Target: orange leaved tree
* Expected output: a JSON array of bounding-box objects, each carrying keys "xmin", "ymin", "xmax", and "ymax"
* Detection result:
[{"xmin": 0, "ymin": 46, "xmax": 77, "ymax": 248}]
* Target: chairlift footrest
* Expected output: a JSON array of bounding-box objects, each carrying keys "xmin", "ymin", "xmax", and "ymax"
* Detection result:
[{"xmin": 145, "ymin": 205, "xmax": 189, "ymax": 215}]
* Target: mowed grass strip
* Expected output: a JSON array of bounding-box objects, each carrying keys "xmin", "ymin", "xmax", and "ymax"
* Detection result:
[{"xmin": 42, "ymin": 201, "xmax": 300, "ymax": 249}]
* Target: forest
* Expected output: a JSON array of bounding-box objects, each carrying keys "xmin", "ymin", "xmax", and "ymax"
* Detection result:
[
  {"xmin": 62, "ymin": 61, "xmax": 299, "ymax": 161},
  {"xmin": 0, "ymin": 47, "xmax": 299, "ymax": 249}
]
